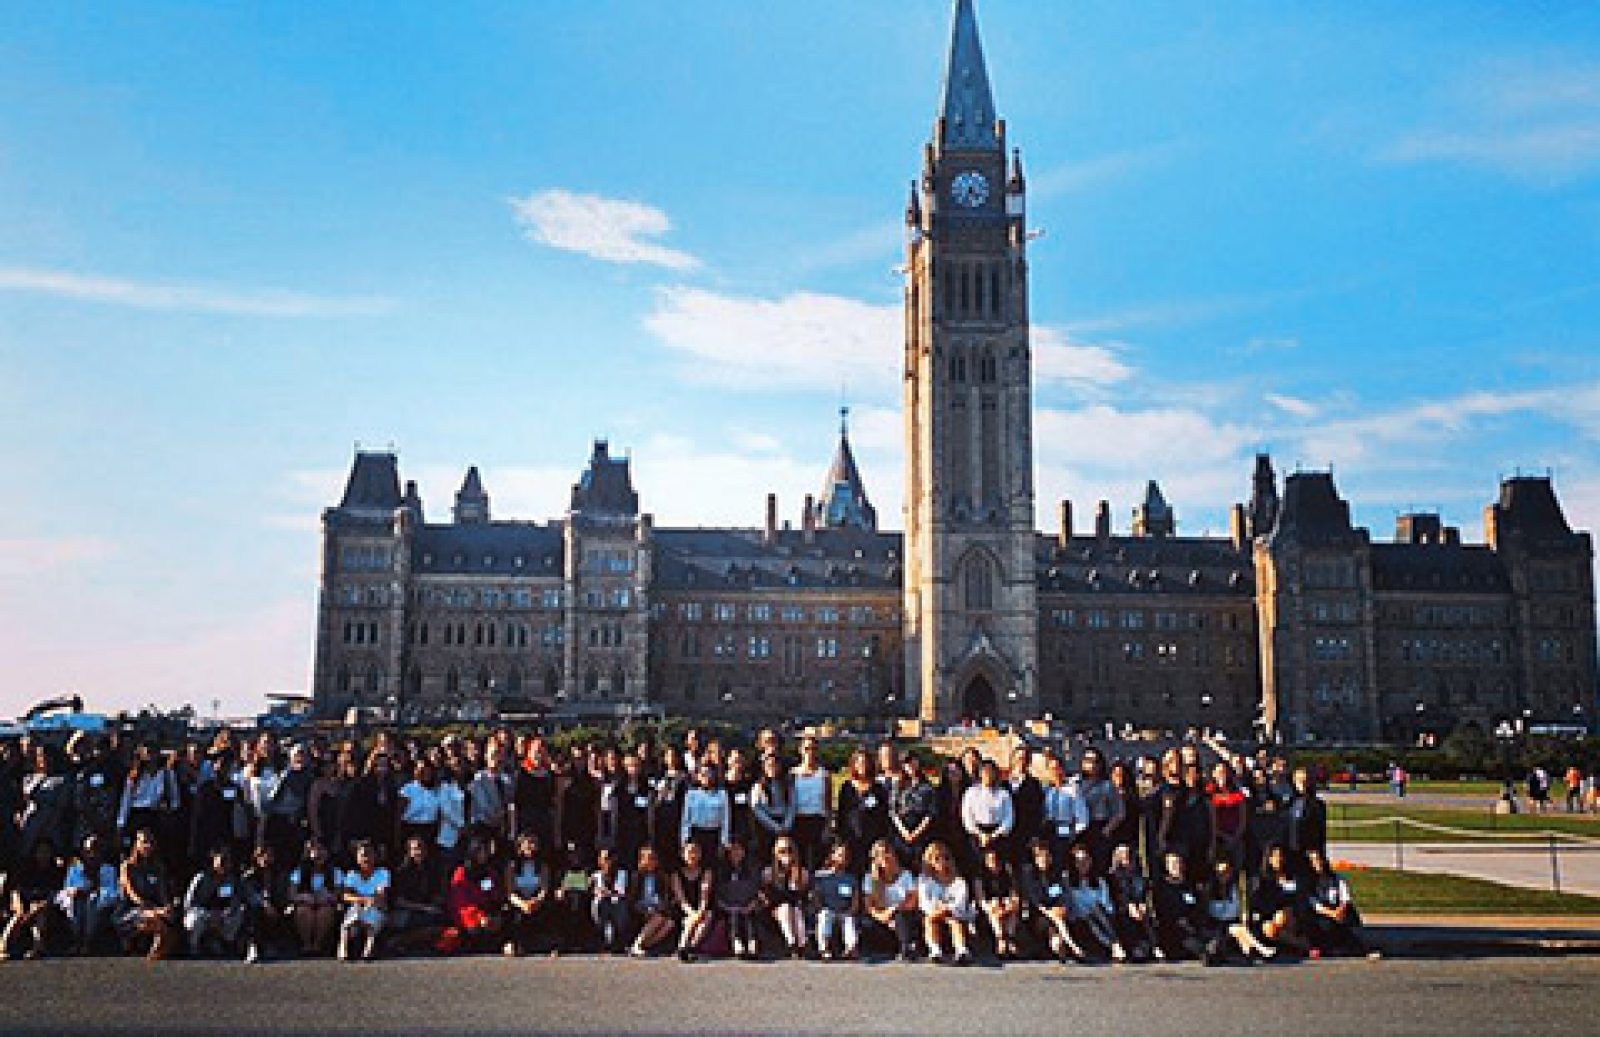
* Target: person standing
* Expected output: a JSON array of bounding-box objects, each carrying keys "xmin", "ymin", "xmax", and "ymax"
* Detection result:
[
  {"xmin": 1041, "ymin": 753, "xmax": 1088, "ymax": 864},
  {"xmin": 750, "ymin": 752, "xmax": 795, "ymax": 865},
  {"xmin": 834, "ymin": 749, "xmax": 890, "ymax": 878},
  {"xmin": 790, "ymin": 737, "xmax": 832, "ymax": 872},
  {"xmin": 1006, "ymin": 746, "xmax": 1045, "ymax": 870},
  {"xmin": 1284, "ymin": 767, "xmax": 1328, "ymax": 873},
  {"xmin": 678, "ymin": 763, "xmax": 731, "ymax": 867},
  {"xmin": 888, "ymin": 752, "xmax": 935, "ymax": 869}
]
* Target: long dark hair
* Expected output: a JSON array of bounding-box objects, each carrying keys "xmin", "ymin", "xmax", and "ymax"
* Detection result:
[{"xmin": 294, "ymin": 839, "xmax": 338, "ymax": 893}]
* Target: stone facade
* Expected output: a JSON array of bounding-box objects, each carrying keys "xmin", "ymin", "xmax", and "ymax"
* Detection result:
[{"xmin": 309, "ymin": 0, "xmax": 1597, "ymax": 743}]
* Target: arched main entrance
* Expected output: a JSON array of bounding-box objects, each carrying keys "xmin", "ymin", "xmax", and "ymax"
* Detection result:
[{"xmin": 961, "ymin": 674, "xmax": 998, "ymax": 722}]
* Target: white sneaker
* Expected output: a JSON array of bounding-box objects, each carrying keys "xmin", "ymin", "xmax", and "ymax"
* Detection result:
[{"xmin": 244, "ymin": 943, "xmax": 260, "ymax": 965}]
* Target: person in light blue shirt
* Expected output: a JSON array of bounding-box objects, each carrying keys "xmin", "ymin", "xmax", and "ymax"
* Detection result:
[{"xmin": 57, "ymin": 833, "xmax": 120, "ymax": 955}]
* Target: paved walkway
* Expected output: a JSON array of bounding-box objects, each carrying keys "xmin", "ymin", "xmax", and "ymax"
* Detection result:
[{"xmin": 1333, "ymin": 841, "xmax": 1600, "ymax": 897}]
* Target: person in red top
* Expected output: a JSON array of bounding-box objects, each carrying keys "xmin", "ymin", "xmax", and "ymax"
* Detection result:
[
  {"xmin": 1208, "ymin": 762, "xmax": 1248, "ymax": 871},
  {"xmin": 441, "ymin": 837, "xmax": 504, "ymax": 954}
]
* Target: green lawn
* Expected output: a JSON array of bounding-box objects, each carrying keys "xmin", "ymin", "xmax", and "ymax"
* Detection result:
[
  {"xmin": 1344, "ymin": 866, "xmax": 1600, "ymax": 916},
  {"xmin": 1327, "ymin": 802, "xmax": 1600, "ymax": 842}
]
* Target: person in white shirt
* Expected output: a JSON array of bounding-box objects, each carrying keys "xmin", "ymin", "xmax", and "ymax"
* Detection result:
[
  {"xmin": 434, "ymin": 767, "xmax": 467, "ymax": 877},
  {"xmin": 863, "ymin": 838, "xmax": 920, "ymax": 960},
  {"xmin": 960, "ymin": 760, "xmax": 1015, "ymax": 870},
  {"xmin": 679, "ymin": 764, "xmax": 731, "ymax": 867},
  {"xmin": 57, "ymin": 834, "xmax": 120, "ymax": 954},
  {"xmin": 1042, "ymin": 755, "xmax": 1090, "ymax": 860},
  {"xmin": 790, "ymin": 737, "xmax": 832, "ymax": 871},
  {"xmin": 338, "ymin": 839, "xmax": 389, "ymax": 962},
  {"xmin": 917, "ymin": 841, "xmax": 974, "ymax": 965},
  {"xmin": 398, "ymin": 761, "xmax": 442, "ymax": 849}
]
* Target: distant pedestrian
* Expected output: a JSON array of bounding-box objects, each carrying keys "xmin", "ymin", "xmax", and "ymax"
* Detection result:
[
  {"xmin": 1388, "ymin": 763, "xmax": 1407, "ymax": 799},
  {"xmin": 1564, "ymin": 766, "xmax": 1582, "ymax": 813}
]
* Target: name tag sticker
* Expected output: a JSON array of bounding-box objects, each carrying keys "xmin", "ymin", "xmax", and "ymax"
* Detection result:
[
  {"xmin": 90, "ymin": 773, "xmax": 105, "ymax": 788},
  {"xmin": 218, "ymin": 884, "xmax": 233, "ymax": 898},
  {"xmin": 635, "ymin": 796, "xmax": 650, "ymax": 809},
  {"xmin": 1048, "ymin": 884, "xmax": 1063, "ymax": 897},
  {"xmin": 734, "ymin": 793, "xmax": 748, "ymax": 805},
  {"xmin": 1056, "ymin": 823, "xmax": 1071, "ymax": 838},
  {"xmin": 863, "ymin": 795, "xmax": 878, "ymax": 809},
  {"xmin": 839, "ymin": 885, "xmax": 853, "ymax": 897},
  {"xmin": 481, "ymin": 878, "xmax": 494, "ymax": 892},
  {"xmin": 222, "ymin": 788, "xmax": 237, "ymax": 801}
]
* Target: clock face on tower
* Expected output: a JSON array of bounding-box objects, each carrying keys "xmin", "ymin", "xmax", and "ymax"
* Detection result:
[{"xmin": 950, "ymin": 169, "xmax": 989, "ymax": 208}]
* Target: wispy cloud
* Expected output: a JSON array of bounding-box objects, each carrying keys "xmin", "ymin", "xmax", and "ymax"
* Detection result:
[
  {"xmin": 1378, "ymin": 60, "xmax": 1600, "ymax": 184},
  {"xmin": 510, "ymin": 189, "xmax": 699, "ymax": 270},
  {"xmin": 643, "ymin": 286, "xmax": 1136, "ymax": 397},
  {"xmin": 1265, "ymin": 392, "xmax": 1319, "ymax": 419},
  {"xmin": 644, "ymin": 287, "xmax": 898, "ymax": 393},
  {"xmin": 0, "ymin": 267, "xmax": 395, "ymax": 317},
  {"xmin": 1033, "ymin": 328, "xmax": 1133, "ymax": 391}
]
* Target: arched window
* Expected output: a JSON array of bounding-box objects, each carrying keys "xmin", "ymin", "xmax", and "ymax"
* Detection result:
[
  {"xmin": 364, "ymin": 666, "xmax": 382, "ymax": 694},
  {"xmin": 506, "ymin": 666, "xmax": 523, "ymax": 694},
  {"xmin": 336, "ymin": 666, "xmax": 352, "ymax": 694},
  {"xmin": 544, "ymin": 667, "xmax": 561, "ymax": 698},
  {"xmin": 585, "ymin": 668, "xmax": 600, "ymax": 695},
  {"xmin": 445, "ymin": 667, "xmax": 460, "ymax": 695},
  {"xmin": 406, "ymin": 666, "xmax": 422, "ymax": 696},
  {"xmin": 612, "ymin": 666, "xmax": 627, "ymax": 699},
  {"xmin": 478, "ymin": 666, "xmax": 493, "ymax": 692},
  {"xmin": 963, "ymin": 551, "xmax": 997, "ymax": 610}
]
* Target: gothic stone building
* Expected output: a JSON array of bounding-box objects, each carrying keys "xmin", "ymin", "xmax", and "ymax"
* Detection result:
[{"xmin": 311, "ymin": 0, "xmax": 1596, "ymax": 743}]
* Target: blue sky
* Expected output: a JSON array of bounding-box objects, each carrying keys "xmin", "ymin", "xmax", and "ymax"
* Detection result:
[{"xmin": 2, "ymin": 1, "xmax": 1598, "ymax": 719}]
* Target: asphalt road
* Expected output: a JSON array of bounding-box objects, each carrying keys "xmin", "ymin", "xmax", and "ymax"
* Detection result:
[{"xmin": 4, "ymin": 955, "xmax": 1600, "ymax": 1036}]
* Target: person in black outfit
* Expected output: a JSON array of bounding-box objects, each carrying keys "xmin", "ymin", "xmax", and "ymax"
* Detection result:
[
  {"xmin": 1142, "ymin": 751, "xmax": 1183, "ymax": 881},
  {"xmin": 650, "ymin": 749, "xmax": 688, "ymax": 874},
  {"xmin": 606, "ymin": 754, "xmax": 652, "ymax": 871},
  {"xmin": 722, "ymin": 754, "xmax": 758, "ymax": 854},
  {"xmin": 513, "ymin": 741, "xmax": 559, "ymax": 866},
  {"xmin": 559, "ymin": 749, "xmax": 601, "ymax": 873},
  {"xmin": 339, "ymin": 752, "xmax": 399, "ymax": 866},
  {"xmin": 889, "ymin": 752, "xmax": 935, "ymax": 869},
  {"xmin": 834, "ymin": 749, "xmax": 890, "ymax": 879},
  {"xmin": 1283, "ymin": 767, "xmax": 1328, "ymax": 874},
  {"xmin": 1173, "ymin": 759, "xmax": 1215, "ymax": 887},
  {"xmin": 1152, "ymin": 851, "xmax": 1206, "ymax": 961},
  {"xmin": 1105, "ymin": 760, "xmax": 1142, "ymax": 871},
  {"xmin": 1006, "ymin": 746, "xmax": 1045, "ymax": 871}
]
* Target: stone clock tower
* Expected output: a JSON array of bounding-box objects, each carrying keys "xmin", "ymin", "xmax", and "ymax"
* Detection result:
[{"xmin": 904, "ymin": 0, "xmax": 1038, "ymax": 725}]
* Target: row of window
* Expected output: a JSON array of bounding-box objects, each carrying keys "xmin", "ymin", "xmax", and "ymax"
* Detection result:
[
  {"xmin": 339, "ymin": 545, "xmax": 393, "ymax": 572},
  {"xmin": 674, "ymin": 602, "xmax": 882, "ymax": 624},
  {"xmin": 407, "ymin": 621, "xmax": 562, "ymax": 649},
  {"xmin": 1309, "ymin": 602, "xmax": 1360, "ymax": 624},
  {"xmin": 1312, "ymin": 637, "xmax": 1356, "ymax": 662},
  {"xmin": 341, "ymin": 621, "xmax": 381, "ymax": 645},
  {"xmin": 1048, "ymin": 608, "xmax": 1249, "ymax": 632},
  {"xmin": 338, "ymin": 585, "xmax": 390, "ymax": 607},
  {"xmin": 421, "ymin": 587, "xmax": 564, "ymax": 610},
  {"xmin": 677, "ymin": 633, "xmax": 874, "ymax": 662},
  {"xmin": 583, "ymin": 548, "xmax": 635, "ymax": 575},
  {"xmin": 1399, "ymin": 638, "xmax": 1506, "ymax": 665}
]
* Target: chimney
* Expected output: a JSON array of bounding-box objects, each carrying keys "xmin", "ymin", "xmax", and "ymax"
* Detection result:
[
  {"xmin": 1442, "ymin": 526, "xmax": 1461, "ymax": 546},
  {"xmin": 1229, "ymin": 503, "xmax": 1248, "ymax": 552},
  {"xmin": 1057, "ymin": 500, "xmax": 1073, "ymax": 549},
  {"xmin": 764, "ymin": 493, "xmax": 778, "ymax": 545},
  {"xmin": 1095, "ymin": 499, "xmax": 1111, "ymax": 548},
  {"xmin": 1483, "ymin": 504, "xmax": 1500, "ymax": 550},
  {"xmin": 802, "ymin": 494, "xmax": 816, "ymax": 543}
]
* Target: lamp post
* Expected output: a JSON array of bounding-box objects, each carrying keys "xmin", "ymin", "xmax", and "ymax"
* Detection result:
[{"xmin": 1495, "ymin": 719, "xmax": 1517, "ymax": 813}]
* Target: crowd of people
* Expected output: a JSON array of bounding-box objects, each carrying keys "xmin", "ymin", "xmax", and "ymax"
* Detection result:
[{"xmin": 0, "ymin": 726, "xmax": 1375, "ymax": 966}]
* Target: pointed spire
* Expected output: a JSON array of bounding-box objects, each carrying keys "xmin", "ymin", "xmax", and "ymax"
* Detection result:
[
  {"xmin": 905, "ymin": 179, "xmax": 922, "ymax": 226},
  {"xmin": 1248, "ymin": 453, "xmax": 1279, "ymax": 538},
  {"xmin": 938, "ymin": 0, "xmax": 999, "ymax": 151},
  {"xmin": 453, "ymin": 465, "xmax": 490, "ymax": 525},
  {"xmin": 818, "ymin": 408, "xmax": 877, "ymax": 531},
  {"xmin": 1008, "ymin": 147, "xmax": 1025, "ymax": 190},
  {"xmin": 1132, "ymin": 480, "xmax": 1175, "ymax": 538}
]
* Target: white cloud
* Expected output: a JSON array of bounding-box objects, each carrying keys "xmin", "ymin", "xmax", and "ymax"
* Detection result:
[
  {"xmin": 1033, "ymin": 328, "xmax": 1133, "ymax": 390},
  {"xmin": 1265, "ymin": 392, "xmax": 1319, "ymax": 419},
  {"xmin": 643, "ymin": 287, "xmax": 900, "ymax": 393},
  {"xmin": 644, "ymin": 286, "xmax": 1134, "ymax": 397},
  {"xmin": 510, "ymin": 189, "xmax": 699, "ymax": 270},
  {"xmin": 0, "ymin": 267, "xmax": 395, "ymax": 317},
  {"xmin": 1379, "ymin": 61, "xmax": 1600, "ymax": 183},
  {"xmin": 0, "ymin": 536, "xmax": 116, "ymax": 579}
]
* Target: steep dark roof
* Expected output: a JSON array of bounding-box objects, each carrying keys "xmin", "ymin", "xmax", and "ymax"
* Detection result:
[
  {"xmin": 458, "ymin": 466, "xmax": 486, "ymax": 500},
  {"xmin": 653, "ymin": 527, "xmax": 901, "ymax": 592},
  {"xmin": 339, "ymin": 452, "xmax": 402, "ymax": 512},
  {"xmin": 571, "ymin": 441, "xmax": 638, "ymax": 517},
  {"xmin": 1037, "ymin": 535, "xmax": 1255, "ymax": 597},
  {"xmin": 1270, "ymin": 472, "xmax": 1363, "ymax": 547},
  {"xmin": 938, "ymin": 0, "xmax": 999, "ymax": 151},
  {"xmin": 1370, "ymin": 543, "xmax": 1509, "ymax": 594},
  {"xmin": 413, "ymin": 522, "xmax": 564, "ymax": 576},
  {"xmin": 1493, "ymin": 477, "xmax": 1575, "ymax": 541},
  {"xmin": 819, "ymin": 412, "xmax": 877, "ymax": 531}
]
